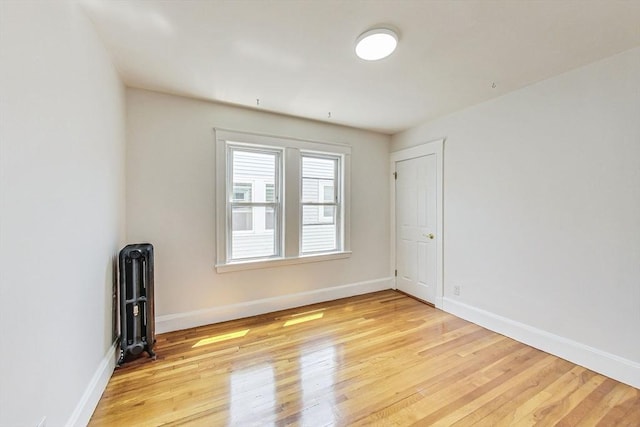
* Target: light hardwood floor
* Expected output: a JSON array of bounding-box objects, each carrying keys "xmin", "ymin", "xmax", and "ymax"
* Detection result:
[{"xmin": 90, "ymin": 291, "xmax": 640, "ymax": 426}]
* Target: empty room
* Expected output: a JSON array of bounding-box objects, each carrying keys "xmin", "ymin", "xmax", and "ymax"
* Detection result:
[{"xmin": 1, "ymin": 0, "xmax": 639, "ymax": 426}]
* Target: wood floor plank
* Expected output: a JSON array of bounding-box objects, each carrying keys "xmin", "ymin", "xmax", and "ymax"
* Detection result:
[
  {"xmin": 530, "ymin": 369, "xmax": 603, "ymax": 426},
  {"xmin": 450, "ymin": 357, "xmax": 576, "ymax": 426},
  {"xmin": 595, "ymin": 389, "xmax": 638, "ymax": 426},
  {"xmin": 89, "ymin": 290, "xmax": 640, "ymax": 426},
  {"xmin": 496, "ymin": 365, "xmax": 588, "ymax": 426},
  {"xmin": 396, "ymin": 349, "xmax": 554, "ymax": 426}
]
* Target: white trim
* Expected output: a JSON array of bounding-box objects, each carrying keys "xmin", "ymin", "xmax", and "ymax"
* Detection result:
[
  {"xmin": 226, "ymin": 144, "xmax": 283, "ymax": 261},
  {"xmin": 156, "ymin": 277, "xmax": 393, "ymax": 333},
  {"xmin": 216, "ymin": 250, "xmax": 352, "ymax": 273},
  {"xmin": 390, "ymin": 141, "xmax": 444, "ymax": 163},
  {"xmin": 442, "ymin": 298, "xmax": 640, "ymax": 389},
  {"xmin": 214, "ymin": 127, "xmax": 352, "ymax": 152},
  {"xmin": 300, "ymin": 152, "xmax": 343, "ymax": 255},
  {"xmin": 65, "ymin": 341, "xmax": 118, "ymax": 427},
  {"xmin": 284, "ymin": 147, "xmax": 301, "ymax": 257},
  {"xmin": 215, "ymin": 134, "xmax": 227, "ymax": 264},
  {"xmin": 390, "ymin": 139, "xmax": 445, "ymax": 308}
]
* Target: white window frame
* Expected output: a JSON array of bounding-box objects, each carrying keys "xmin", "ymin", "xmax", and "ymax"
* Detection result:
[
  {"xmin": 214, "ymin": 128, "xmax": 351, "ymax": 273},
  {"xmin": 227, "ymin": 145, "xmax": 282, "ymax": 261},
  {"xmin": 300, "ymin": 153, "xmax": 342, "ymax": 254}
]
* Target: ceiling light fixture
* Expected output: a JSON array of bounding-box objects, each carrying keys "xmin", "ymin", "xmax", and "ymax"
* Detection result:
[{"xmin": 355, "ymin": 27, "xmax": 398, "ymax": 61}]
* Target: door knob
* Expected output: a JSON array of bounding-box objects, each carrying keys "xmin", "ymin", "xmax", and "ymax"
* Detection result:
[{"xmin": 424, "ymin": 233, "xmax": 434, "ymax": 240}]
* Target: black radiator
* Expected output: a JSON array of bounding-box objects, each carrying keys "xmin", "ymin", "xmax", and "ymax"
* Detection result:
[{"xmin": 117, "ymin": 243, "xmax": 156, "ymax": 366}]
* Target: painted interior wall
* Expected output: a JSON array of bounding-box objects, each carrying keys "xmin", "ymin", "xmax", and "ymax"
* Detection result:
[
  {"xmin": 0, "ymin": 1, "xmax": 126, "ymax": 426},
  {"xmin": 392, "ymin": 48, "xmax": 640, "ymax": 374},
  {"xmin": 126, "ymin": 89, "xmax": 391, "ymax": 330}
]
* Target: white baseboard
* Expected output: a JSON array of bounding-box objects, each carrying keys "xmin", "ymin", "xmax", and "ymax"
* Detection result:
[
  {"xmin": 65, "ymin": 341, "xmax": 118, "ymax": 427},
  {"xmin": 442, "ymin": 297, "xmax": 640, "ymax": 389},
  {"xmin": 156, "ymin": 277, "xmax": 393, "ymax": 334}
]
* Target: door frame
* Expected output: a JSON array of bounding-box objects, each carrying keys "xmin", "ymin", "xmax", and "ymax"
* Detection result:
[{"xmin": 390, "ymin": 139, "xmax": 444, "ymax": 308}]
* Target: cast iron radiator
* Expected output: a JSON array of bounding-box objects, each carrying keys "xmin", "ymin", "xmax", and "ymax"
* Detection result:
[{"xmin": 117, "ymin": 243, "xmax": 156, "ymax": 365}]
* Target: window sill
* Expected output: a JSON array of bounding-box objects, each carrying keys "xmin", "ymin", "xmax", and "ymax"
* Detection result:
[{"xmin": 215, "ymin": 251, "xmax": 352, "ymax": 273}]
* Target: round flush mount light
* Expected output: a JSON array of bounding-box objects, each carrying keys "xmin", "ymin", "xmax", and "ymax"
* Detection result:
[{"xmin": 355, "ymin": 27, "xmax": 398, "ymax": 61}]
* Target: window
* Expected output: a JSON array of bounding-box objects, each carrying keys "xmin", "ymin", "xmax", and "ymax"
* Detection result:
[
  {"xmin": 301, "ymin": 155, "xmax": 341, "ymax": 254},
  {"xmin": 228, "ymin": 146, "xmax": 282, "ymax": 261},
  {"xmin": 215, "ymin": 129, "xmax": 351, "ymax": 272}
]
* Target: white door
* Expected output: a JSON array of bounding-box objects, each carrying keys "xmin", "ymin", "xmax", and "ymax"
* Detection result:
[{"xmin": 395, "ymin": 154, "xmax": 437, "ymax": 303}]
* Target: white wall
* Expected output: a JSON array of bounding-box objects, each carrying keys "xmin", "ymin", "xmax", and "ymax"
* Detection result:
[
  {"xmin": 0, "ymin": 1, "xmax": 126, "ymax": 426},
  {"xmin": 392, "ymin": 48, "xmax": 640, "ymax": 386},
  {"xmin": 126, "ymin": 89, "xmax": 391, "ymax": 331}
]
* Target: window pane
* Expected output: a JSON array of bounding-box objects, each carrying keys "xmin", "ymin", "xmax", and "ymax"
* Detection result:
[
  {"xmin": 231, "ymin": 206, "xmax": 276, "ymax": 259},
  {"xmin": 232, "ymin": 183, "xmax": 252, "ymax": 202},
  {"xmin": 265, "ymin": 206, "xmax": 274, "ymax": 230},
  {"xmin": 229, "ymin": 147, "xmax": 280, "ymax": 261},
  {"xmin": 302, "ymin": 178, "xmax": 335, "ymax": 203},
  {"xmin": 265, "ymin": 184, "xmax": 275, "ymax": 203},
  {"xmin": 232, "ymin": 207, "xmax": 252, "ymax": 231},
  {"xmin": 301, "ymin": 205, "xmax": 336, "ymax": 253},
  {"xmin": 302, "ymin": 204, "xmax": 334, "ymax": 225},
  {"xmin": 302, "ymin": 157, "xmax": 335, "ymax": 203},
  {"xmin": 233, "ymin": 150, "xmax": 276, "ymax": 202},
  {"xmin": 323, "ymin": 184, "xmax": 334, "ymax": 202},
  {"xmin": 302, "ymin": 156, "xmax": 335, "ymax": 179},
  {"xmin": 323, "ymin": 205, "xmax": 335, "ymax": 219}
]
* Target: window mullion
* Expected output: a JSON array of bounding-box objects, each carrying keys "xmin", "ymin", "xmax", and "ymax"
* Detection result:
[
  {"xmin": 284, "ymin": 147, "xmax": 300, "ymax": 258},
  {"xmin": 335, "ymin": 156, "xmax": 341, "ymax": 251}
]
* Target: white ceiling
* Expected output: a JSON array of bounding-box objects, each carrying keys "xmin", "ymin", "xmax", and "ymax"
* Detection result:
[{"xmin": 81, "ymin": 0, "xmax": 640, "ymax": 134}]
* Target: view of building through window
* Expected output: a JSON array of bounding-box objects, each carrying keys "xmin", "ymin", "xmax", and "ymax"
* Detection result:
[
  {"xmin": 230, "ymin": 148, "xmax": 280, "ymax": 260},
  {"xmin": 301, "ymin": 155, "xmax": 340, "ymax": 253}
]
